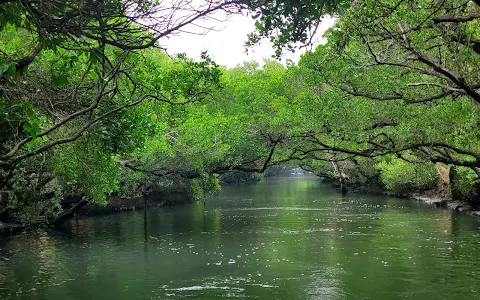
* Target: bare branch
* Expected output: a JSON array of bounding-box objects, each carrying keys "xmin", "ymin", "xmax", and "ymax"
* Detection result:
[{"xmin": 433, "ymin": 12, "xmax": 480, "ymax": 23}]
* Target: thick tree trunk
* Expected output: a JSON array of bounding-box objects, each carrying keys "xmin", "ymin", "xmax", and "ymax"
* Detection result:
[
  {"xmin": 49, "ymin": 199, "xmax": 88, "ymax": 226},
  {"xmin": 339, "ymin": 174, "xmax": 348, "ymax": 194},
  {"xmin": 328, "ymin": 156, "xmax": 349, "ymax": 194},
  {"xmin": 0, "ymin": 206, "xmax": 10, "ymax": 220},
  {"xmin": 15, "ymin": 44, "xmax": 44, "ymax": 72},
  {"xmin": 473, "ymin": 168, "xmax": 480, "ymax": 206},
  {"xmin": 450, "ymin": 166, "xmax": 461, "ymax": 201}
]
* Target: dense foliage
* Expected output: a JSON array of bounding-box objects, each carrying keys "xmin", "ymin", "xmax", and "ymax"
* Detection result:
[{"xmin": 1, "ymin": 0, "xmax": 479, "ymax": 229}]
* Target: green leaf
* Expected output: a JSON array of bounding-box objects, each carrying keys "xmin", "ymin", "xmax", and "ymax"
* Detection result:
[
  {"xmin": 23, "ymin": 120, "xmax": 41, "ymax": 138},
  {"xmin": 51, "ymin": 74, "xmax": 69, "ymax": 86}
]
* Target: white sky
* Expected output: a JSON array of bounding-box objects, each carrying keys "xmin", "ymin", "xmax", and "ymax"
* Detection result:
[{"xmin": 159, "ymin": 14, "xmax": 336, "ymax": 68}]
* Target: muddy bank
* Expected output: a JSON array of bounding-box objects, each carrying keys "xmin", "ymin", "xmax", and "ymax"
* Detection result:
[
  {"xmin": 330, "ymin": 179, "xmax": 480, "ymax": 217},
  {"xmin": 357, "ymin": 186, "xmax": 480, "ymax": 217},
  {"xmin": 411, "ymin": 194, "xmax": 480, "ymax": 217},
  {"xmin": 0, "ymin": 187, "xmax": 194, "ymax": 236},
  {"xmin": 76, "ymin": 188, "xmax": 194, "ymax": 216}
]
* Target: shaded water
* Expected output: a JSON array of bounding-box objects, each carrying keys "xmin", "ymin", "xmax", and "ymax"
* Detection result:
[{"xmin": 1, "ymin": 177, "xmax": 480, "ymax": 299}]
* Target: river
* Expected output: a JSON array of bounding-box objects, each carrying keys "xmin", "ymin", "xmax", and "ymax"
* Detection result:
[{"xmin": 0, "ymin": 177, "xmax": 479, "ymax": 299}]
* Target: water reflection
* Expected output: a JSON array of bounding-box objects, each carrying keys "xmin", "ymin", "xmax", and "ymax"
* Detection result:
[{"xmin": 0, "ymin": 177, "xmax": 479, "ymax": 299}]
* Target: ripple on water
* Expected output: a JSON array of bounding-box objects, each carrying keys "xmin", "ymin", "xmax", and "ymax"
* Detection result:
[
  {"xmin": 153, "ymin": 275, "xmax": 282, "ymax": 299},
  {"xmin": 226, "ymin": 207, "xmax": 329, "ymax": 211},
  {"xmin": 166, "ymin": 285, "xmax": 245, "ymax": 292}
]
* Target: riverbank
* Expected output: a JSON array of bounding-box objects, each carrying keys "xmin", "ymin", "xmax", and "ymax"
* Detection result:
[
  {"xmin": 346, "ymin": 181, "xmax": 480, "ymax": 217},
  {"xmin": 0, "ymin": 187, "xmax": 195, "ymax": 236},
  {"xmin": 78, "ymin": 188, "xmax": 193, "ymax": 216},
  {"xmin": 411, "ymin": 194, "xmax": 480, "ymax": 217}
]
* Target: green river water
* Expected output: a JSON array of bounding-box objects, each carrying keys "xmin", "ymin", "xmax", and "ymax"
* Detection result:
[{"xmin": 1, "ymin": 177, "xmax": 480, "ymax": 299}]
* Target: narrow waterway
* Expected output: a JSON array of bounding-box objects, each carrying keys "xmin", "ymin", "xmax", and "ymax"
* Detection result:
[{"xmin": 1, "ymin": 177, "xmax": 479, "ymax": 299}]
